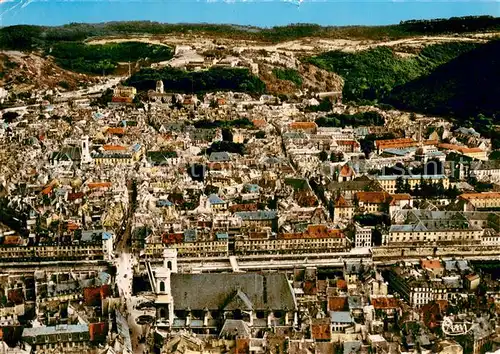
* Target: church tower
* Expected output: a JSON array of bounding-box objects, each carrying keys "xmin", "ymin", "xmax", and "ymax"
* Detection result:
[
  {"xmin": 154, "ymin": 248, "xmax": 177, "ymax": 327},
  {"xmin": 81, "ymin": 135, "xmax": 92, "ymax": 164},
  {"xmin": 156, "ymin": 80, "xmax": 164, "ymax": 94}
]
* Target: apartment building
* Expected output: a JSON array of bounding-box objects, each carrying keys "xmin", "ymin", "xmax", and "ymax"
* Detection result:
[
  {"xmin": 388, "ymin": 210, "xmax": 483, "ymax": 245},
  {"xmin": 383, "ymin": 267, "xmax": 447, "ymax": 307},
  {"xmin": 235, "ymin": 226, "xmax": 346, "ymax": 255},
  {"xmin": 333, "ymin": 195, "xmax": 354, "ymax": 222},
  {"xmin": 376, "ymin": 174, "xmax": 449, "ymax": 194},
  {"xmin": 355, "ymin": 192, "xmax": 392, "ymax": 213},
  {"xmin": 459, "ymin": 192, "xmax": 500, "ymax": 211}
]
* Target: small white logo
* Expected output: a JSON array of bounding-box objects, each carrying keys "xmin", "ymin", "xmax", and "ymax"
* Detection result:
[{"xmin": 442, "ymin": 316, "xmax": 475, "ymax": 336}]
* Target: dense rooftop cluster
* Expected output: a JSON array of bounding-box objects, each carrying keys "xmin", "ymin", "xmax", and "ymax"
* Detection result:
[{"xmin": 1, "ymin": 37, "xmax": 500, "ymax": 353}]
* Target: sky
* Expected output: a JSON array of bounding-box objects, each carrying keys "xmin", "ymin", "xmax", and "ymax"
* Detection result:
[{"xmin": 1, "ymin": 0, "xmax": 499, "ymax": 27}]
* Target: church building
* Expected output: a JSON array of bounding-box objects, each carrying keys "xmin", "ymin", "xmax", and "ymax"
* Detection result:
[{"xmin": 151, "ymin": 249, "xmax": 298, "ymax": 336}]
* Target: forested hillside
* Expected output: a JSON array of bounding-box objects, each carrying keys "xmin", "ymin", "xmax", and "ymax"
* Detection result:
[
  {"xmin": 126, "ymin": 67, "xmax": 266, "ymax": 94},
  {"xmin": 1, "ymin": 16, "xmax": 500, "ymax": 50},
  {"xmin": 386, "ymin": 39, "xmax": 500, "ymax": 125},
  {"xmin": 50, "ymin": 42, "xmax": 173, "ymax": 75},
  {"xmin": 305, "ymin": 42, "xmax": 478, "ymax": 103}
]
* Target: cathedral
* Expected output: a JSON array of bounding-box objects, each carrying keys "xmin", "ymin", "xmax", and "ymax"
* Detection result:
[{"xmin": 151, "ymin": 249, "xmax": 298, "ymax": 336}]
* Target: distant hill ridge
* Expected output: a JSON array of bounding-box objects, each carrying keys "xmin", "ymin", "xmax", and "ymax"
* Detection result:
[{"xmin": 2, "ymin": 16, "xmax": 500, "ymax": 50}]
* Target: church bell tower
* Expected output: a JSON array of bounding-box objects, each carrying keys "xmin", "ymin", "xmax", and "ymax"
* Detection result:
[{"xmin": 154, "ymin": 248, "xmax": 177, "ymax": 327}]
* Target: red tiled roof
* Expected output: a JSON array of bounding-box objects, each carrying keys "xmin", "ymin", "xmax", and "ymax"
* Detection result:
[
  {"xmin": 304, "ymin": 280, "xmax": 317, "ymax": 296},
  {"xmin": 66, "ymin": 222, "xmax": 80, "ymax": 231},
  {"xmin": 435, "ymin": 300, "xmax": 449, "ymax": 312},
  {"xmin": 336, "ymin": 140, "xmax": 360, "ymax": 147},
  {"xmin": 279, "ymin": 227, "xmax": 344, "ymax": 240},
  {"xmin": 339, "ymin": 164, "xmax": 355, "ymax": 177},
  {"xmin": 356, "ymin": 191, "xmax": 392, "ymax": 204},
  {"xmin": 7, "ymin": 288, "xmax": 24, "ymax": 305},
  {"xmin": 438, "ymin": 143, "xmax": 484, "ymax": 154},
  {"xmin": 41, "ymin": 185, "xmax": 53, "ymax": 195},
  {"xmin": 103, "ymin": 145, "xmax": 126, "ymax": 151},
  {"xmin": 289, "ymin": 122, "xmax": 317, "ymax": 130},
  {"xmin": 84, "ymin": 287, "xmax": 102, "ymax": 307},
  {"xmin": 465, "ymin": 274, "xmax": 480, "ymax": 281},
  {"xmin": 3, "ymin": 236, "xmax": 21, "ymax": 245},
  {"xmin": 107, "ymin": 127, "xmax": 126, "ymax": 135},
  {"xmin": 328, "ymin": 296, "xmax": 348, "ymax": 311},
  {"xmin": 89, "ymin": 322, "xmax": 109, "ymax": 342},
  {"xmin": 236, "ymin": 338, "xmax": 250, "ymax": 354},
  {"xmin": 249, "ymin": 232, "xmax": 268, "ymax": 240},
  {"xmin": 420, "ymin": 259, "xmax": 443, "ymax": 269},
  {"xmin": 336, "ymin": 279, "xmax": 347, "ymax": 290},
  {"xmin": 390, "ymin": 193, "xmax": 411, "ymax": 200},
  {"xmin": 334, "ymin": 195, "xmax": 351, "ymax": 208},
  {"xmin": 389, "ymin": 193, "xmax": 412, "ymax": 206},
  {"xmin": 307, "ymin": 225, "xmax": 343, "ymax": 238},
  {"xmin": 461, "ymin": 147, "xmax": 484, "ymax": 153},
  {"xmin": 100, "ymin": 284, "xmax": 112, "ymax": 299},
  {"xmin": 111, "ymin": 96, "xmax": 132, "ymax": 103},
  {"xmin": 252, "ymin": 119, "xmax": 267, "ymax": 128},
  {"xmin": 68, "ymin": 192, "xmax": 84, "ymax": 201},
  {"xmin": 371, "ymin": 297, "xmax": 398, "ymax": 309},
  {"xmin": 376, "ymin": 138, "xmax": 416, "ymax": 149},
  {"xmin": 460, "ymin": 192, "xmax": 500, "ymax": 200},
  {"xmin": 162, "ymin": 233, "xmax": 183, "ymax": 245},
  {"xmin": 311, "ymin": 319, "xmax": 331, "ymax": 340},
  {"xmin": 307, "ymin": 225, "xmax": 330, "ymax": 238},
  {"xmin": 229, "ymin": 203, "xmax": 258, "ymax": 213},
  {"xmin": 88, "ymin": 182, "xmax": 112, "ymax": 189}
]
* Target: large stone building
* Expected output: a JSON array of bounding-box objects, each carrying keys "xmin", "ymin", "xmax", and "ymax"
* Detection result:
[
  {"xmin": 152, "ymin": 249, "xmax": 298, "ymax": 335},
  {"xmin": 376, "ymin": 174, "xmax": 449, "ymax": 194},
  {"xmin": 388, "ymin": 210, "xmax": 483, "ymax": 246},
  {"xmin": 22, "ymin": 324, "xmax": 91, "ymax": 353},
  {"xmin": 383, "ymin": 267, "xmax": 447, "ymax": 308},
  {"xmin": 235, "ymin": 225, "xmax": 346, "ymax": 255},
  {"xmin": 459, "ymin": 192, "xmax": 500, "ymax": 211}
]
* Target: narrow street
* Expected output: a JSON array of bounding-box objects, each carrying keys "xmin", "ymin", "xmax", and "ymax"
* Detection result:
[
  {"xmin": 114, "ymin": 176, "xmax": 148, "ymax": 353},
  {"xmin": 115, "ymin": 252, "xmax": 148, "ymax": 353}
]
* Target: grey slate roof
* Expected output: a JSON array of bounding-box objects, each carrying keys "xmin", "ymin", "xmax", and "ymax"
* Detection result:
[
  {"xmin": 444, "ymin": 260, "xmax": 470, "ymax": 273},
  {"xmin": 455, "ymin": 127, "xmax": 480, "ymax": 137},
  {"xmin": 157, "ymin": 199, "xmax": 173, "ymax": 207},
  {"xmin": 235, "ymin": 210, "xmax": 277, "ymax": 221},
  {"xmin": 23, "ymin": 324, "xmax": 89, "ymax": 338},
  {"xmin": 171, "ymin": 273, "xmax": 296, "ymax": 311},
  {"xmin": 51, "ymin": 146, "xmax": 82, "ymax": 162},
  {"xmin": 348, "ymin": 296, "xmax": 363, "ymax": 309},
  {"xmin": 330, "ymin": 311, "xmax": 353, "ymax": 324},
  {"xmin": 208, "ymin": 194, "xmax": 225, "ymax": 205},
  {"xmin": 344, "ymin": 340, "xmax": 362, "ymax": 354},
  {"xmin": 220, "ymin": 319, "xmax": 251, "ymax": 338},
  {"xmin": 224, "ymin": 289, "xmax": 254, "ymax": 310},
  {"xmin": 327, "ymin": 178, "xmax": 382, "ymax": 193},
  {"xmin": 209, "ymin": 152, "xmax": 231, "ymax": 162}
]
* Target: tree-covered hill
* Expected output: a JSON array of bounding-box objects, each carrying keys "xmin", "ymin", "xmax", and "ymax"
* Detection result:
[
  {"xmin": 2, "ymin": 16, "xmax": 500, "ymax": 50},
  {"xmin": 125, "ymin": 66, "xmax": 266, "ymax": 94},
  {"xmin": 386, "ymin": 39, "xmax": 500, "ymax": 123},
  {"xmin": 305, "ymin": 42, "xmax": 479, "ymax": 103},
  {"xmin": 50, "ymin": 42, "xmax": 173, "ymax": 75}
]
